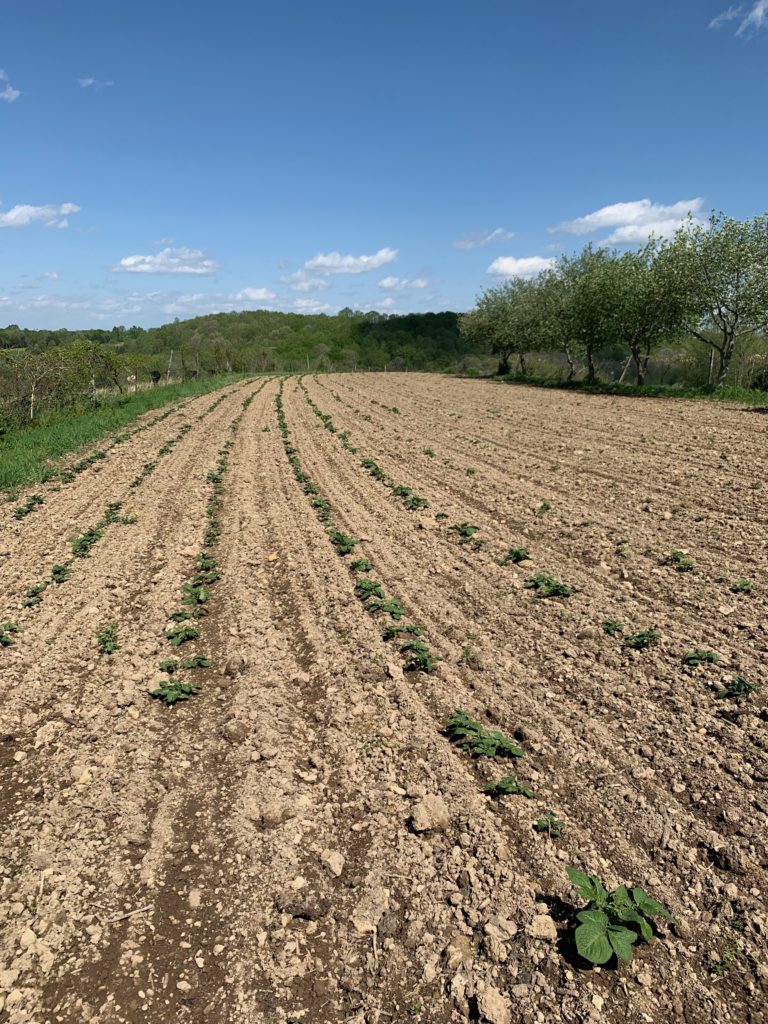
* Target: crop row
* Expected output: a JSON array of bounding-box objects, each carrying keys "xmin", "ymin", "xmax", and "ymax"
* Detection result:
[{"xmin": 275, "ymin": 382, "xmax": 441, "ymax": 675}]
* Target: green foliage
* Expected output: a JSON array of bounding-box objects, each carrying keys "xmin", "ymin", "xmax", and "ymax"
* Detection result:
[
  {"xmin": 466, "ymin": 467, "xmax": 477, "ymax": 476},
  {"xmin": 355, "ymin": 577, "xmax": 385, "ymax": 600},
  {"xmin": 72, "ymin": 525, "xmax": 104, "ymax": 558},
  {"xmin": 423, "ymin": 448, "xmax": 435, "ymax": 458},
  {"xmin": 382, "ymin": 622, "xmax": 424, "ymax": 641},
  {"xmin": 601, "ymin": 619, "xmax": 624, "ymax": 636},
  {"xmin": 524, "ymin": 572, "xmax": 573, "ymax": 597},
  {"xmin": 484, "ymin": 775, "xmax": 534, "ymax": 798},
  {"xmin": 96, "ymin": 622, "xmax": 119, "ymax": 655},
  {"xmin": 717, "ymin": 675, "xmax": 755, "ymax": 701},
  {"xmin": 328, "ymin": 528, "xmax": 358, "ymax": 555},
  {"xmin": 534, "ymin": 812, "xmax": 563, "ymax": 838},
  {"xmin": 50, "ymin": 562, "xmax": 72, "ymax": 584},
  {"xmin": 451, "ymin": 522, "xmax": 480, "ymax": 542},
  {"xmin": 164, "ymin": 624, "xmax": 200, "ymax": 647},
  {"xmin": 23, "ymin": 582, "xmax": 48, "ymax": 607},
  {"xmin": 351, "ymin": 557, "xmax": 373, "ymax": 572},
  {"xmin": 13, "ymin": 493, "xmax": 44, "ymax": 519},
  {"xmin": 367, "ymin": 597, "xmax": 406, "ymax": 620},
  {"xmin": 683, "ymin": 648, "xmax": 720, "ymax": 667},
  {"xmin": 400, "ymin": 638, "xmax": 441, "ymax": 673},
  {"xmin": 730, "ymin": 580, "xmax": 756, "ymax": 594},
  {"xmin": 624, "ymin": 629, "xmax": 660, "ymax": 650},
  {"xmin": 182, "ymin": 582, "xmax": 210, "ymax": 606},
  {"xmin": 500, "ymin": 547, "xmax": 529, "ymax": 565},
  {"xmin": 665, "ymin": 549, "xmax": 695, "ymax": 572},
  {"xmin": 445, "ymin": 710, "xmax": 524, "ymax": 758},
  {"xmin": 150, "ymin": 678, "xmax": 198, "ymax": 705},
  {"xmin": 0, "ymin": 621, "xmax": 21, "ymax": 647},
  {"xmin": 566, "ymin": 866, "xmax": 673, "ymax": 965},
  {"xmin": 535, "ymin": 500, "xmax": 552, "ymax": 516},
  {"xmin": 404, "ymin": 494, "xmax": 430, "ymax": 511}
]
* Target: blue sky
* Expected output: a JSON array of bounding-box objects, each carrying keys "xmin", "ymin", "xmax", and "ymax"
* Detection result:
[{"xmin": 1, "ymin": 0, "xmax": 767, "ymax": 329}]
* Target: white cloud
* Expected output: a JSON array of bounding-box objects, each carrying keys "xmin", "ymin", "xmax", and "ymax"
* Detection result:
[
  {"xmin": 551, "ymin": 198, "xmax": 705, "ymax": 244},
  {"xmin": 709, "ymin": 2, "xmax": 768, "ymax": 34},
  {"xmin": 0, "ymin": 69, "xmax": 20, "ymax": 103},
  {"xmin": 303, "ymin": 247, "xmax": 398, "ymax": 274},
  {"xmin": 378, "ymin": 276, "xmax": 429, "ymax": 290},
  {"xmin": 41, "ymin": 271, "xmax": 60, "ymax": 281},
  {"xmin": 112, "ymin": 247, "xmax": 219, "ymax": 275},
  {"xmin": 487, "ymin": 256, "xmax": 556, "ymax": 278},
  {"xmin": 293, "ymin": 297, "xmax": 332, "ymax": 312},
  {"xmin": 231, "ymin": 286, "xmax": 276, "ymax": 302},
  {"xmin": 280, "ymin": 270, "xmax": 331, "ymax": 292},
  {"xmin": 453, "ymin": 228, "xmax": 514, "ymax": 250},
  {"xmin": 0, "ymin": 202, "xmax": 80, "ymax": 228},
  {"xmin": 78, "ymin": 77, "xmax": 114, "ymax": 89}
]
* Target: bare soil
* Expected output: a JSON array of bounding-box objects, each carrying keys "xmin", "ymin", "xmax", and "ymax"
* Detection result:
[{"xmin": 0, "ymin": 373, "xmax": 765, "ymax": 1024}]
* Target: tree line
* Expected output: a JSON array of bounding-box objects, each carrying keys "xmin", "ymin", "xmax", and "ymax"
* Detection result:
[{"xmin": 459, "ymin": 212, "xmax": 768, "ymax": 387}]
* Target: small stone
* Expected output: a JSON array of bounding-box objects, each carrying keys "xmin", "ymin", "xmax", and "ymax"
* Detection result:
[
  {"xmin": 223, "ymin": 656, "xmax": 247, "ymax": 678},
  {"xmin": 221, "ymin": 720, "xmax": 248, "ymax": 744},
  {"xmin": 320, "ymin": 850, "xmax": 345, "ymax": 878},
  {"xmin": 527, "ymin": 914, "xmax": 558, "ymax": 941},
  {"xmin": 410, "ymin": 794, "xmax": 450, "ymax": 833},
  {"xmin": 637, "ymin": 971, "xmax": 652, "ymax": 987},
  {"xmin": 476, "ymin": 982, "xmax": 511, "ymax": 1024},
  {"xmin": 188, "ymin": 888, "xmax": 202, "ymax": 909},
  {"xmin": 176, "ymin": 979, "xmax": 192, "ymax": 993},
  {"xmin": 19, "ymin": 927, "xmax": 36, "ymax": 949},
  {"xmin": 13, "ymin": 751, "xmax": 26, "ymax": 763}
]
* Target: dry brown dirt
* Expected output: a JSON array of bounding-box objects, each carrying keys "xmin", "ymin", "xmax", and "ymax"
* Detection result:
[{"xmin": 0, "ymin": 373, "xmax": 765, "ymax": 1024}]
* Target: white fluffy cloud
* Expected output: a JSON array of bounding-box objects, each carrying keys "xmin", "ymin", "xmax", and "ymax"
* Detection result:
[
  {"xmin": 231, "ymin": 286, "xmax": 276, "ymax": 302},
  {"xmin": 551, "ymin": 198, "xmax": 704, "ymax": 244},
  {"xmin": 378, "ymin": 276, "xmax": 428, "ymax": 290},
  {"xmin": 453, "ymin": 228, "xmax": 514, "ymax": 250},
  {"xmin": 112, "ymin": 247, "xmax": 219, "ymax": 275},
  {"xmin": 709, "ymin": 1, "xmax": 768, "ymax": 34},
  {"xmin": 0, "ymin": 203, "xmax": 80, "ymax": 228},
  {"xmin": 0, "ymin": 69, "xmax": 20, "ymax": 103},
  {"xmin": 303, "ymin": 247, "xmax": 398, "ymax": 274},
  {"xmin": 487, "ymin": 256, "xmax": 556, "ymax": 278},
  {"xmin": 293, "ymin": 297, "xmax": 332, "ymax": 312},
  {"xmin": 280, "ymin": 270, "xmax": 331, "ymax": 292}
]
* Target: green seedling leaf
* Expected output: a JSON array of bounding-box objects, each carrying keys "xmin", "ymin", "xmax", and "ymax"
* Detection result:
[
  {"xmin": 601, "ymin": 619, "xmax": 624, "ymax": 636},
  {"xmin": 730, "ymin": 580, "xmax": 755, "ymax": 594},
  {"xmin": 96, "ymin": 622, "xmax": 119, "ymax": 655},
  {"xmin": 150, "ymin": 679, "xmax": 198, "ymax": 704},
  {"xmin": 367, "ymin": 597, "xmax": 406, "ymax": 620},
  {"xmin": 716, "ymin": 674, "xmax": 755, "ymax": 701},
  {"xmin": 351, "ymin": 558, "xmax": 373, "ymax": 573},
  {"xmin": 164, "ymin": 624, "xmax": 200, "ymax": 647},
  {"xmin": 534, "ymin": 812, "xmax": 562, "ymax": 837},
  {"xmin": 445, "ymin": 710, "xmax": 523, "ymax": 757},
  {"xmin": 624, "ymin": 629, "xmax": 660, "ymax": 650},
  {"xmin": 355, "ymin": 577, "xmax": 385, "ymax": 600},
  {"xmin": 484, "ymin": 775, "xmax": 534, "ymax": 798},
  {"xmin": 400, "ymin": 638, "xmax": 441, "ymax": 673},
  {"xmin": 683, "ymin": 648, "xmax": 719, "ymax": 667},
  {"xmin": 500, "ymin": 547, "xmax": 529, "ymax": 566},
  {"xmin": 524, "ymin": 572, "xmax": 573, "ymax": 598},
  {"xmin": 574, "ymin": 909, "xmax": 613, "ymax": 965}
]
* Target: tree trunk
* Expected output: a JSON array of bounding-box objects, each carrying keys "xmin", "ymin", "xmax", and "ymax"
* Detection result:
[
  {"xmin": 518, "ymin": 352, "xmax": 527, "ymax": 375},
  {"xmin": 564, "ymin": 344, "xmax": 576, "ymax": 382},
  {"xmin": 707, "ymin": 347, "xmax": 715, "ymax": 386},
  {"xmin": 618, "ymin": 355, "xmax": 633, "ymax": 383},
  {"xmin": 166, "ymin": 349, "xmax": 174, "ymax": 384},
  {"xmin": 585, "ymin": 345, "xmax": 597, "ymax": 385},
  {"xmin": 497, "ymin": 356, "xmax": 510, "ymax": 376},
  {"xmin": 29, "ymin": 382, "xmax": 35, "ymax": 421},
  {"xmin": 716, "ymin": 333, "xmax": 736, "ymax": 386}
]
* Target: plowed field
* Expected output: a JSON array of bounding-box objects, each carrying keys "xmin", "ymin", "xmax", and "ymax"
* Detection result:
[{"xmin": 0, "ymin": 374, "xmax": 765, "ymax": 1024}]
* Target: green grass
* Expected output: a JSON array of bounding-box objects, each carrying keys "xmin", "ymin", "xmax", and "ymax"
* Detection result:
[
  {"xmin": 0, "ymin": 374, "xmax": 246, "ymax": 492},
  {"xmin": 496, "ymin": 373, "xmax": 768, "ymax": 406}
]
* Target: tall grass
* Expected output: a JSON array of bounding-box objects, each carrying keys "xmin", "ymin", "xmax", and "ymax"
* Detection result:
[{"xmin": 0, "ymin": 374, "xmax": 247, "ymax": 492}]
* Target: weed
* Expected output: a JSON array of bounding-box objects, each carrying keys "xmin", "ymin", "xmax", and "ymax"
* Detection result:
[
  {"xmin": 713, "ymin": 939, "xmax": 749, "ymax": 977},
  {"xmin": 683, "ymin": 649, "xmax": 720, "ymax": 667},
  {"xmin": 665, "ymin": 550, "xmax": 694, "ymax": 572},
  {"xmin": 730, "ymin": 580, "xmax": 755, "ymax": 594},
  {"xmin": 400, "ymin": 638, "xmax": 440, "ymax": 673},
  {"xmin": 717, "ymin": 675, "xmax": 755, "ymax": 701},
  {"xmin": 566, "ymin": 866, "xmax": 673, "ymax": 965},
  {"xmin": 355, "ymin": 577, "xmax": 385, "ymax": 600},
  {"xmin": 423, "ymin": 448, "xmax": 435, "ymax": 458},
  {"xmin": 328, "ymin": 528, "xmax": 358, "ymax": 555},
  {"xmin": 484, "ymin": 775, "xmax": 534, "ymax": 798},
  {"xmin": 96, "ymin": 622, "xmax": 119, "ymax": 655},
  {"xmin": 624, "ymin": 629, "xmax": 660, "ymax": 650},
  {"xmin": 459, "ymin": 645, "xmax": 482, "ymax": 669},
  {"xmin": 500, "ymin": 547, "xmax": 530, "ymax": 566},
  {"xmin": 367, "ymin": 597, "xmax": 406, "ymax": 620},
  {"xmin": 150, "ymin": 679, "xmax": 198, "ymax": 705},
  {"xmin": 351, "ymin": 557, "xmax": 374, "ymax": 573},
  {"xmin": 601, "ymin": 619, "xmax": 624, "ymax": 636},
  {"xmin": 164, "ymin": 624, "xmax": 200, "ymax": 647},
  {"xmin": 0, "ymin": 621, "xmax": 21, "ymax": 647},
  {"xmin": 50, "ymin": 563, "xmax": 72, "ymax": 584},
  {"xmin": 445, "ymin": 710, "xmax": 523, "ymax": 758},
  {"xmin": 466, "ymin": 467, "xmax": 477, "ymax": 476},
  {"xmin": 524, "ymin": 572, "xmax": 573, "ymax": 598},
  {"xmin": 536, "ymin": 500, "xmax": 552, "ymax": 516},
  {"xmin": 534, "ymin": 812, "xmax": 563, "ymax": 838}
]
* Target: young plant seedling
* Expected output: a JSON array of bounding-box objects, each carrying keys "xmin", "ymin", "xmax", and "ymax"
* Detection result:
[
  {"xmin": 435, "ymin": 512, "xmax": 449, "ymax": 522},
  {"xmin": 717, "ymin": 675, "xmax": 755, "ymax": 701},
  {"xmin": 624, "ymin": 629, "xmax": 660, "ymax": 650},
  {"xmin": 459, "ymin": 645, "xmax": 482, "ymax": 670},
  {"xmin": 72, "ymin": 526, "xmax": 104, "ymax": 558},
  {"xmin": 383, "ymin": 622, "xmax": 423, "ymax": 641},
  {"xmin": 423, "ymin": 448, "xmax": 436, "ymax": 458},
  {"xmin": 164, "ymin": 624, "xmax": 200, "ymax": 647},
  {"xmin": 23, "ymin": 582, "xmax": 48, "ymax": 607},
  {"xmin": 150, "ymin": 679, "xmax": 198, "ymax": 705},
  {"xmin": 351, "ymin": 557, "xmax": 374, "ymax": 573},
  {"xmin": 368, "ymin": 597, "xmax": 406, "ymax": 620},
  {"xmin": 451, "ymin": 522, "xmax": 480, "ymax": 543},
  {"xmin": 0, "ymin": 621, "xmax": 22, "ymax": 647},
  {"xmin": 535, "ymin": 500, "xmax": 552, "ymax": 516},
  {"xmin": 13, "ymin": 494, "xmax": 44, "ymax": 519},
  {"xmin": 524, "ymin": 572, "xmax": 573, "ymax": 598},
  {"xmin": 328, "ymin": 528, "xmax": 358, "ymax": 555},
  {"xmin": 566, "ymin": 866, "xmax": 673, "ymax": 965},
  {"xmin": 392, "ymin": 485, "xmax": 413, "ymax": 498},
  {"xmin": 484, "ymin": 775, "xmax": 534, "ymax": 798},
  {"xmin": 500, "ymin": 547, "xmax": 530, "ymax": 566},
  {"xmin": 602, "ymin": 619, "xmax": 624, "ymax": 636},
  {"xmin": 466, "ymin": 467, "xmax": 477, "ymax": 476},
  {"xmin": 683, "ymin": 649, "xmax": 720, "ymax": 667},
  {"xmin": 730, "ymin": 580, "xmax": 756, "ymax": 594},
  {"xmin": 96, "ymin": 622, "xmax": 120, "ymax": 655},
  {"xmin": 534, "ymin": 812, "xmax": 563, "ymax": 838},
  {"xmin": 179, "ymin": 654, "xmax": 211, "ymax": 669},
  {"xmin": 355, "ymin": 577, "xmax": 385, "ymax": 601},
  {"xmin": 665, "ymin": 550, "xmax": 694, "ymax": 572},
  {"xmin": 445, "ymin": 710, "xmax": 524, "ymax": 758},
  {"xmin": 400, "ymin": 639, "xmax": 441, "ymax": 673},
  {"xmin": 404, "ymin": 495, "xmax": 430, "ymax": 511},
  {"xmin": 50, "ymin": 563, "xmax": 72, "ymax": 584}
]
